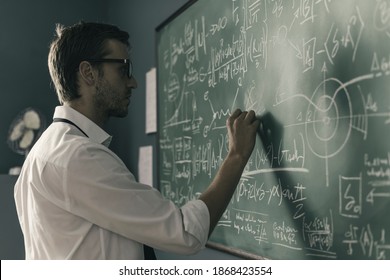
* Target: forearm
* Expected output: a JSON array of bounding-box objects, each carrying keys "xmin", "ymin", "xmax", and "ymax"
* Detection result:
[
  {"xmin": 199, "ymin": 108, "xmax": 259, "ymax": 237},
  {"xmin": 199, "ymin": 152, "xmax": 247, "ymax": 236}
]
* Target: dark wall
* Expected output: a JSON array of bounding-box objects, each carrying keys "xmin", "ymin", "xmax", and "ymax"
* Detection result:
[
  {"xmin": 0, "ymin": 0, "xmax": 108, "ymax": 173},
  {"xmin": 0, "ymin": 175, "xmax": 22, "ymax": 259}
]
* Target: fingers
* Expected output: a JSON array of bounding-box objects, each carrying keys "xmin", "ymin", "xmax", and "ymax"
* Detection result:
[
  {"xmin": 227, "ymin": 109, "xmax": 260, "ymax": 145},
  {"xmin": 231, "ymin": 108, "xmax": 242, "ymax": 118},
  {"xmin": 244, "ymin": 110, "xmax": 258, "ymax": 124},
  {"xmin": 226, "ymin": 109, "xmax": 259, "ymax": 160},
  {"xmin": 229, "ymin": 109, "xmax": 258, "ymax": 124},
  {"xmin": 227, "ymin": 108, "xmax": 242, "ymax": 127}
]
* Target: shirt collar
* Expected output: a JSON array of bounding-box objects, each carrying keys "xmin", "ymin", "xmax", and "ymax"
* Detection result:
[{"xmin": 53, "ymin": 106, "xmax": 112, "ymax": 147}]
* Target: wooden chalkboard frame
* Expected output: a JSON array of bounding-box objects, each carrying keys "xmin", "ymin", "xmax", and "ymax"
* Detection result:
[{"xmin": 206, "ymin": 242, "xmax": 266, "ymax": 260}]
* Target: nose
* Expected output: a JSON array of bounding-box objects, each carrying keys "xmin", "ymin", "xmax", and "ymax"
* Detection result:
[{"xmin": 127, "ymin": 75, "xmax": 138, "ymax": 89}]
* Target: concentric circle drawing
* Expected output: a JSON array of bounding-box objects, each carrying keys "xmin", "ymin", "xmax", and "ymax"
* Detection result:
[{"xmin": 305, "ymin": 78, "xmax": 353, "ymax": 158}]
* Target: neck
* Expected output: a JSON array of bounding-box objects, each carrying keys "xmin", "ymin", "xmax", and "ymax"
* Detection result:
[{"xmin": 64, "ymin": 101, "xmax": 108, "ymax": 128}]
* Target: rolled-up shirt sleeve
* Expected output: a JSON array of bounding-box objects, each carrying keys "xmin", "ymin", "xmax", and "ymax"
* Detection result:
[{"xmin": 61, "ymin": 141, "xmax": 210, "ymax": 255}]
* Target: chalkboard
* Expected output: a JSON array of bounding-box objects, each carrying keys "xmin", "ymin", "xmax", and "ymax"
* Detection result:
[{"xmin": 156, "ymin": 0, "xmax": 390, "ymax": 259}]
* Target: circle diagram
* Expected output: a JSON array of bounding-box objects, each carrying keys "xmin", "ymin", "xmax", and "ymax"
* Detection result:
[{"xmin": 305, "ymin": 78, "xmax": 352, "ymax": 159}]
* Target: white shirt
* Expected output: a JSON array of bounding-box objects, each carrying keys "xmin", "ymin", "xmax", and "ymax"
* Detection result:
[{"xmin": 14, "ymin": 106, "xmax": 209, "ymax": 259}]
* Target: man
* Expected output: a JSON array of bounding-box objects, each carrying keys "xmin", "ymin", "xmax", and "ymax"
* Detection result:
[{"xmin": 14, "ymin": 22, "xmax": 260, "ymax": 259}]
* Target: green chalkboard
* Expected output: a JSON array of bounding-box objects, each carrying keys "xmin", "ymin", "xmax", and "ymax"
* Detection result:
[{"xmin": 156, "ymin": 0, "xmax": 390, "ymax": 259}]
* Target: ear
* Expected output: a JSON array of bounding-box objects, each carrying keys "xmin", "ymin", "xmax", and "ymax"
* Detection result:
[{"xmin": 78, "ymin": 61, "xmax": 97, "ymax": 86}]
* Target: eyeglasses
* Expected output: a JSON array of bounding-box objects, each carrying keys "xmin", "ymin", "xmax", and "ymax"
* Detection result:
[{"xmin": 86, "ymin": 58, "xmax": 133, "ymax": 78}]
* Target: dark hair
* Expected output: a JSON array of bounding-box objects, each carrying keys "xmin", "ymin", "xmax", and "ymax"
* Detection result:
[{"xmin": 48, "ymin": 22, "xmax": 130, "ymax": 104}]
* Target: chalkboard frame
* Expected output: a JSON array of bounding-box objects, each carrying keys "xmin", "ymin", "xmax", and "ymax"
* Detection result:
[
  {"xmin": 156, "ymin": 0, "xmax": 198, "ymax": 32},
  {"xmin": 206, "ymin": 242, "xmax": 266, "ymax": 260}
]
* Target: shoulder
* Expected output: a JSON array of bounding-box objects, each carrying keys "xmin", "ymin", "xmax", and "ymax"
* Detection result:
[{"xmin": 31, "ymin": 124, "xmax": 122, "ymax": 170}]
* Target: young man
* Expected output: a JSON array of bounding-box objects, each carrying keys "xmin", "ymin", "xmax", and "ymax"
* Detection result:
[{"xmin": 14, "ymin": 22, "xmax": 260, "ymax": 259}]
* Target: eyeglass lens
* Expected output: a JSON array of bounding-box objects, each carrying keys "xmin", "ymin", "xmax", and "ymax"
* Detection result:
[{"xmin": 127, "ymin": 60, "xmax": 133, "ymax": 78}]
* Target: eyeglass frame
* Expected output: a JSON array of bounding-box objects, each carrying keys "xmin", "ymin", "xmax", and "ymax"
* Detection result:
[{"xmin": 86, "ymin": 58, "xmax": 133, "ymax": 78}]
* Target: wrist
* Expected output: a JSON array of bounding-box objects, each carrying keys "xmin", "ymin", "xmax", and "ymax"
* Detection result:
[{"xmin": 225, "ymin": 151, "xmax": 248, "ymax": 166}]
